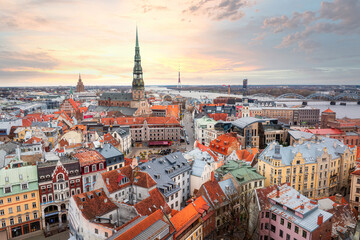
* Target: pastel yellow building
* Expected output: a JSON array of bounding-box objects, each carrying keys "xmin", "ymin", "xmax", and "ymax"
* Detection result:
[
  {"xmin": 258, "ymin": 137, "xmax": 356, "ymax": 199},
  {"xmin": 0, "ymin": 164, "xmax": 42, "ymax": 239}
]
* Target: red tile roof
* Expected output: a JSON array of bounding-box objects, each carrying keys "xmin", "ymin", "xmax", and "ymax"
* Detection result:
[
  {"xmin": 235, "ymin": 148, "xmax": 259, "ymax": 163},
  {"xmin": 74, "ymin": 148, "xmax": 106, "ymax": 166},
  {"xmin": 100, "ymin": 166, "xmax": 156, "ymax": 194},
  {"xmin": 114, "ymin": 209, "xmax": 172, "ymax": 240},
  {"xmin": 151, "ymin": 105, "xmax": 166, "ymax": 110},
  {"xmin": 170, "ymin": 203, "xmax": 200, "ymax": 232},
  {"xmin": 351, "ymin": 169, "xmax": 360, "ymax": 176},
  {"xmin": 208, "ymin": 113, "xmax": 228, "ymax": 121},
  {"xmin": 73, "ymin": 188, "xmax": 118, "ymax": 221},
  {"xmin": 103, "ymin": 133, "xmax": 120, "ymax": 147},
  {"xmin": 194, "ymin": 140, "xmax": 218, "ymax": 161},
  {"xmin": 24, "ymin": 137, "xmax": 43, "ymax": 144},
  {"xmin": 255, "ymin": 185, "xmax": 277, "ymax": 211},
  {"xmin": 209, "ymin": 133, "xmax": 240, "ymax": 156},
  {"xmin": 196, "ymin": 178, "xmax": 226, "ymax": 207},
  {"xmin": 101, "ymin": 117, "xmax": 180, "ymax": 126},
  {"xmin": 134, "ymin": 188, "xmax": 171, "ymax": 216},
  {"xmin": 323, "ymin": 108, "xmax": 334, "ymax": 113}
]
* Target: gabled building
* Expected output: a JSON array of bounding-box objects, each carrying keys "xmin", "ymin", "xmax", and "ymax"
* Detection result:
[
  {"xmin": 258, "ymin": 138, "xmax": 357, "ymax": 198},
  {"xmin": 74, "ymin": 149, "xmax": 106, "ymax": 192},
  {"xmin": 226, "ymin": 148, "xmax": 259, "ymax": 167},
  {"xmin": 255, "ymin": 183, "xmax": 333, "ymax": 240},
  {"xmin": 0, "ymin": 164, "xmax": 42, "ymax": 239},
  {"xmin": 68, "ymin": 188, "xmax": 138, "ymax": 240},
  {"xmin": 139, "ymin": 152, "xmax": 191, "ymax": 210},
  {"xmin": 37, "ymin": 158, "xmax": 82, "ymax": 230},
  {"xmin": 170, "ymin": 196, "xmax": 213, "ymax": 240},
  {"xmin": 111, "ymin": 127, "xmax": 131, "ymax": 154},
  {"xmin": 108, "ymin": 209, "xmax": 174, "ymax": 240},
  {"xmin": 209, "ymin": 133, "xmax": 241, "ymax": 157},
  {"xmin": 94, "ymin": 165, "xmax": 157, "ymax": 205},
  {"xmin": 96, "ymin": 143, "xmax": 125, "ymax": 171}
]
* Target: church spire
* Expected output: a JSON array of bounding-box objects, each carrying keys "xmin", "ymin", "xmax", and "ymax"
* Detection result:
[
  {"xmin": 132, "ymin": 26, "xmax": 145, "ymax": 100},
  {"xmin": 136, "ymin": 25, "xmax": 139, "ymax": 48},
  {"xmin": 78, "ymin": 73, "xmax": 81, "ymax": 81}
]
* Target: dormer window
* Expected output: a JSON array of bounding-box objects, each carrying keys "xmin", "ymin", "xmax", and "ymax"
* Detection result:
[
  {"xmin": 57, "ymin": 174, "xmax": 64, "ymax": 182},
  {"xmin": 4, "ymin": 187, "xmax": 11, "ymax": 194},
  {"xmin": 84, "ymin": 166, "xmax": 89, "ymax": 173},
  {"xmin": 92, "ymin": 165, "xmax": 97, "ymax": 171},
  {"xmin": 21, "ymin": 183, "xmax": 28, "ymax": 190}
]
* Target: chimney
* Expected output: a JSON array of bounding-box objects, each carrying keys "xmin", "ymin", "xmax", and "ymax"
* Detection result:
[
  {"xmin": 106, "ymin": 178, "xmax": 109, "ymax": 185},
  {"xmin": 300, "ymin": 204, "xmax": 304, "ymax": 209},
  {"xmin": 334, "ymin": 193, "xmax": 342, "ymax": 204},
  {"xmin": 317, "ymin": 214, "xmax": 323, "ymax": 225},
  {"xmin": 211, "ymin": 171, "xmax": 215, "ymax": 182},
  {"xmin": 276, "ymin": 186, "xmax": 280, "ymax": 198},
  {"xmin": 310, "ymin": 199, "xmax": 318, "ymax": 205},
  {"xmin": 287, "ymin": 182, "xmax": 290, "ymax": 186},
  {"xmin": 297, "ymin": 194, "xmax": 300, "ymax": 199}
]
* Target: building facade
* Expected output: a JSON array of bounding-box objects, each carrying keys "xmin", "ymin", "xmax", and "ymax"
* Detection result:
[
  {"xmin": 349, "ymin": 169, "xmax": 360, "ymax": 212},
  {"xmin": 37, "ymin": 159, "xmax": 82, "ymax": 229},
  {"xmin": 258, "ymin": 138, "xmax": 357, "ymax": 199},
  {"xmin": 74, "ymin": 149, "xmax": 107, "ymax": 192},
  {"xmin": 262, "ymin": 107, "xmax": 320, "ymax": 126},
  {"xmin": 0, "ymin": 164, "xmax": 42, "ymax": 239}
]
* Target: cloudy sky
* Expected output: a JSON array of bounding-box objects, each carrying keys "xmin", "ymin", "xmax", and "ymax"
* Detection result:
[{"xmin": 0, "ymin": 0, "xmax": 359, "ymax": 86}]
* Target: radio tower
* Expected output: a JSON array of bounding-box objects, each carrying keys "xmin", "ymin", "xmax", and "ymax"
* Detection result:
[{"xmin": 177, "ymin": 67, "xmax": 182, "ymax": 89}]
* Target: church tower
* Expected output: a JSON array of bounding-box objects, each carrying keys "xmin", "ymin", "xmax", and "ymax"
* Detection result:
[
  {"xmin": 76, "ymin": 73, "xmax": 85, "ymax": 92},
  {"xmin": 132, "ymin": 26, "xmax": 145, "ymax": 100}
]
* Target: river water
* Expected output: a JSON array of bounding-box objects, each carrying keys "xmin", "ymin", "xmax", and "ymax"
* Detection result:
[{"xmin": 147, "ymin": 87, "xmax": 360, "ymax": 119}]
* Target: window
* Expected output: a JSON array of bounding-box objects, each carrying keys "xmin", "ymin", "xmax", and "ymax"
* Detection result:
[
  {"xmin": 92, "ymin": 165, "xmax": 97, "ymax": 171},
  {"xmin": 279, "ymin": 229, "xmax": 283, "ymax": 238},
  {"xmin": 1, "ymin": 221, "xmax": 5, "ymax": 227},
  {"xmin": 271, "ymin": 213, "xmax": 276, "ymax": 221},
  {"xmin": 32, "ymin": 202, "xmax": 36, "ymax": 208},
  {"xmin": 0, "ymin": 210, "xmax": 4, "ymax": 215},
  {"xmin": 295, "ymin": 226, "xmax": 299, "ymax": 233},
  {"xmin": 280, "ymin": 218, "xmax": 284, "ymax": 225},
  {"xmin": 286, "ymin": 234, "xmax": 290, "ymax": 240},
  {"xmin": 287, "ymin": 222, "xmax": 291, "ymax": 229},
  {"xmin": 25, "ymin": 204, "xmax": 29, "ymax": 210},
  {"xmin": 302, "ymin": 230, "xmax": 307, "ymax": 238},
  {"xmin": 4, "ymin": 187, "xmax": 11, "ymax": 194},
  {"xmin": 21, "ymin": 183, "xmax": 28, "ymax": 190},
  {"xmin": 26, "ymin": 215, "xmax": 30, "ymax": 221},
  {"xmin": 8, "ymin": 207, "xmax": 13, "ymax": 214},
  {"xmin": 23, "ymin": 194, "xmax": 27, "ymax": 200},
  {"xmin": 31, "ymin": 193, "xmax": 35, "ymax": 198},
  {"xmin": 10, "ymin": 218, "xmax": 14, "ymax": 225},
  {"xmin": 105, "ymin": 232, "xmax": 108, "ymax": 237},
  {"xmin": 17, "ymin": 206, "xmax": 21, "ymax": 212},
  {"xmin": 0, "ymin": 200, "xmax": 2, "ymax": 205},
  {"xmin": 84, "ymin": 166, "xmax": 89, "ymax": 173},
  {"xmin": 271, "ymin": 224, "xmax": 276, "ymax": 233},
  {"xmin": 265, "ymin": 212, "xmax": 269, "ymax": 218},
  {"xmin": 18, "ymin": 216, "xmax": 22, "ymax": 223},
  {"xmin": 33, "ymin": 212, "xmax": 38, "ymax": 219},
  {"xmin": 95, "ymin": 228, "xmax": 98, "ymax": 234}
]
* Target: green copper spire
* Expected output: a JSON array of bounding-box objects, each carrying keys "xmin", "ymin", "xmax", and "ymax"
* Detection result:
[
  {"xmin": 132, "ymin": 26, "xmax": 144, "ymax": 90},
  {"xmin": 70, "ymin": 86, "xmax": 73, "ymax": 96}
]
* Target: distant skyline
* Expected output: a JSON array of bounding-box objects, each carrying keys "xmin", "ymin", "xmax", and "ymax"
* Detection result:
[{"xmin": 0, "ymin": 0, "xmax": 359, "ymax": 86}]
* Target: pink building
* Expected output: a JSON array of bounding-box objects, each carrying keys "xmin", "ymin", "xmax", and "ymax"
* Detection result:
[{"xmin": 255, "ymin": 183, "xmax": 333, "ymax": 240}]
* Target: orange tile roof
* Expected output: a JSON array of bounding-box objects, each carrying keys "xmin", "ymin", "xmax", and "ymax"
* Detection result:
[
  {"xmin": 197, "ymin": 178, "xmax": 226, "ymax": 207},
  {"xmin": 73, "ymin": 188, "xmax": 118, "ymax": 221},
  {"xmin": 101, "ymin": 117, "xmax": 180, "ymax": 126},
  {"xmin": 151, "ymin": 105, "xmax": 167, "ymax": 110},
  {"xmin": 114, "ymin": 209, "xmax": 171, "ymax": 240},
  {"xmin": 166, "ymin": 105, "xmax": 180, "ymax": 119},
  {"xmin": 194, "ymin": 140, "xmax": 218, "ymax": 162},
  {"xmin": 68, "ymin": 98, "xmax": 80, "ymax": 111},
  {"xmin": 209, "ymin": 133, "xmax": 240, "ymax": 156},
  {"xmin": 134, "ymin": 188, "xmax": 171, "ymax": 216},
  {"xmin": 323, "ymin": 108, "xmax": 334, "ymax": 113},
  {"xmin": 170, "ymin": 202, "xmax": 200, "ymax": 232},
  {"xmin": 235, "ymin": 148, "xmax": 259, "ymax": 163},
  {"xmin": 103, "ymin": 133, "xmax": 120, "ymax": 147},
  {"xmin": 351, "ymin": 169, "xmax": 360, "ymax": 176},
  {"xmin": 24, "ymin": 137, "xmax": 43, "ymax": 144},
  {"xmin": 74, "ymin": 148, "xmax": 106, "ymax": 166}
]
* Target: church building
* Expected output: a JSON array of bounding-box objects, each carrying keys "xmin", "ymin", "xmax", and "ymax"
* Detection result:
[{"xmin": 97, "ymin": 27, "xmax": 152, "ymax": 117}]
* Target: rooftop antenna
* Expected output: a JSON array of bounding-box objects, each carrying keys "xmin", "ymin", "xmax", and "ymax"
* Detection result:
[{"xmin": 177, "ymin": 65, "xmax": 182, "ymax": 89}]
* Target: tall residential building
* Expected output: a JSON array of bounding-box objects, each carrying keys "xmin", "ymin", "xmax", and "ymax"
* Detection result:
[
  {"xmin": 0, "ymin": 164, "xmax": 42, "ymax": 239},
  {"xmin": 349, "ymin": 169, "xmax": 360, "ymax": 212},
  {"xmin": 256, "ymin": 183, "xmax": 333, "ymax": 240},
  {"xmin": 37, "ymin": 159, "xmax": 82, "ymax": 229},
  {"xmin": 76, "ymin": 74, "xmax": 85, "ymax": 93},
  {"xmin": 262, "ymin": 107, "xmax": 320, "ymax": 126},
  {"xmin": 258, "ymin": 138, "xmax": 357, "ymax": 199}
]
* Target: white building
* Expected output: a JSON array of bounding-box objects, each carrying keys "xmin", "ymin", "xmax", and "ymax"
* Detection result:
[{"xmin": 194, "ymin": 116, "xmax": 217, "ymax": 146}]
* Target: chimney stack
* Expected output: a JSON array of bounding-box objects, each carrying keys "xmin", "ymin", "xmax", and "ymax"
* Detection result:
[
  {"xmin": 211, "ymin": 171, "xmax": 215, "ymax": 182},
  {"xmin": 334, "ymin": 193, "xmax": 342, "ymax": 204},
  {"xmin": 300, "ymin": 204, "xmax": 304, "ymax": 209},
  {"xmin": 276, "ymin": 186, "xmax": 280, "ymax": 198},
  {"xmin": 287, "ymin": 182, "xmax": 290, "ymax": 186},
  {"xmin": 106, "ymin": 178, "xmax": 109, "ymax": 185},
  {"xmin": 297, "ymin": 194, "xmax": 300, "ymax": 199},
  {"xmin": 317, "ymin": 214, "xmax": 323, "ymax": 225}
]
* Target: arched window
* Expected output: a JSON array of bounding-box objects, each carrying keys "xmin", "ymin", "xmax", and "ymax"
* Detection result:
[
  {"xmin": 57, "ymin": 173, "xmax": 64, "ymax": 181},
  {"xmin": 92, "ymin": 165, "xmax": 97, "ymax": 171}
]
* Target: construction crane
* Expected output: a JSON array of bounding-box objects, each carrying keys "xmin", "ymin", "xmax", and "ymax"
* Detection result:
[{"xmin": 222, "ymin": 85, "xmax": 230, "ymax": 96}]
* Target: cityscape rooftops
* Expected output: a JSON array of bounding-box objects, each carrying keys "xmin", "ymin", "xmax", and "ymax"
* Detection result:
[{"xmin": 74, "ymin": 148, "xmax": 106, "ymax": 167}]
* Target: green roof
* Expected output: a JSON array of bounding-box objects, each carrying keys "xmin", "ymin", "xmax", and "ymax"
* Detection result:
[
  {"xmin": 0, "ymin": 165, "xmax": 38, "ymax": 197},
  {"xmin": 216, "ymin": 160, "xmax": 264, "ymax": 184},
  {"xmin": 196, "ymin": 116, "xmax": 217, "ymax": 126}
]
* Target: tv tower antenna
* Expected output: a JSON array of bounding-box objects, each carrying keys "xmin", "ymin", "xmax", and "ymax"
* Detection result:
[{"xmin": 177, "ymin": 65, "xmax": 182, "ymax": 89}]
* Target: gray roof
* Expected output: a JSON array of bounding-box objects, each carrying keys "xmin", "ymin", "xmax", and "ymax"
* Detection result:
[
  {"xmin": 93, "ymin": 106, "xmax": 137, "ymax": 116},
  {"xmin": 0, "ymin": 142, "xmax": 18, "ymax": 154},
  {"xmin": 96, "ymin": 143, "xmax": 124, "ymax": 159},
  {"xmin": 288, "ymin": 130, "xmax": 314, "ymax": 140},
  {"xmin": 107, "ymin": 216, "xmax": 146, "ymax": 240},
  {"xmin": 100, "ymin": 92, "xmax": 133, "ymax": 101},
  {"xmin": 133, "ymin": 220, "xmax": 168, "ymax": 240},
  {"xmin": 113, "ymin": 127, "xmax": 130, "ymax": 137},
  {"xmin": 260, "ymin": 137, "xmax": 354, "ymax": 166},
  {"xmin": 231, "ymin": 117, "xmax": 266, "ymax": 129},
  {"xmin": 140, "ymin": 152, "xmax": 191, "ymax": 197}
]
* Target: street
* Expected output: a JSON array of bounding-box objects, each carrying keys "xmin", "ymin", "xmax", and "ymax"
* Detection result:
[{"xmin": 181, "ymin": 110, "xmax": 195, "ymax": 151}]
